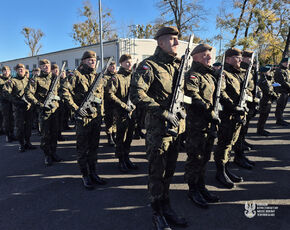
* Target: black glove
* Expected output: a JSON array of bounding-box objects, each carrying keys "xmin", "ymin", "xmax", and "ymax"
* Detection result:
[
  {"xmin": 233, "ymin": 106, "xmax": 245, "ymax": 115},
  {"xmin": 165, "ymin": 112, "xmax": 179, "ymax": 127},
  {"xmin": 271, "ymin": 94, "xmax": 278, "ymax": 101}
]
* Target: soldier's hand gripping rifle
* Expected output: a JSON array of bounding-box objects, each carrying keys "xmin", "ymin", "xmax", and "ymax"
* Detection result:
[
  {"xmin": 166, "ymin": 34, "xmax": 194, "ymax": 137},
  {"xmin": 76, "ymin": 57, "xmax": 113, "ymax": 119},
  {"xmin": 208, "ymin": 54, "xmax": 225, "ymax": 137},
  {"xmin": 43, "ymin": 62, "xmax": 66, "ymax": 110},
  {"xmin": 126, "ymin": 59, "xmax": 139, "ymax": 119}
]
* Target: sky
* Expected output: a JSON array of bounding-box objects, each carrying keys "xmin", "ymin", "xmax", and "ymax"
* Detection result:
[{"xmin": 0, "ymin": 0, "xmax": 223, "ymax": 62}]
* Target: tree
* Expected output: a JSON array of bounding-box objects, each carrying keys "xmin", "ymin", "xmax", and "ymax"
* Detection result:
[
  {"xmin": 72, "ymin": 0, "xmax": 117, "ymax": 46},
  {"xmin": 21, "ymin": 27, "xmax": 44, "ymax": 56},
  {"xmin": 155, "ymin": 0, "xmax": 206, "ymax": 40}
]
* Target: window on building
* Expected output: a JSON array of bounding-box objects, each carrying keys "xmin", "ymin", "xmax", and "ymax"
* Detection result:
[
  {"xmin": 25, "ymin": 65, "xmax": 29, "ymax": 70},
  {"xmin": 75, "ymin": 59, "xmax": 80, "ymax": 68},
  {"xmin": 33, "ymin": 64, "xmax": 36, "ymax": 69}
]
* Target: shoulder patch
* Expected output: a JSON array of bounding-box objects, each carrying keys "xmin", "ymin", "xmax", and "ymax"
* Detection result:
[
  {"xmin": 190, "ymin": 75, "xmax": 197, "ymax": 79},
  {"xmin": 142, "ymin": 65, "xmax": 150, "ymax": 70}
]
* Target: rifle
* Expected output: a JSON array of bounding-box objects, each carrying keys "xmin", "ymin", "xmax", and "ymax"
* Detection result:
[
  {"xmin": 126, "ymin": 59, "xmax": 138, "ymax": 119},
  {"xmin": 166, "ymin": 34, "xmax": 194, "ymax": 137},
  {"xmin": 43, "ymin": 62, "xmax": 66, "ymax": 110},
  {"xmin": 76, "ymin": 57, "xmax": 113, "ymax": 119},
  {"xmin": 238, "ymin": 52, "xmax": 255, "ymax": 111}
]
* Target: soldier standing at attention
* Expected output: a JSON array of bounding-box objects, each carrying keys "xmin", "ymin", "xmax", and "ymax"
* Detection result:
[
  {"xmin": 25, "ymin": 59, "xmax": 62, "ymax": 166},
  {"xmin": 3, "ymin": 64, "xmax": 36, "ymax": 152},
  {"xmin": 0, "ymin": 66, "xmax": 16, "ymax": 142},
  {"xmin": 257, "ymin": 66, "xmax": 278, "ymax": 136},
  {"xmin": 108, "ymin": 54, "xmax": 137, "ymax": 172},
  {"xmin": 214, "ymin": 48, "xmax": 247, "ymax": 189},
  {"xmin": 61, "ymin": 50, "xmax": 106, "ymax": 189},
  {"xmin": 103, "ymin": 61, "xmax": 117, "ymax": 146},
  {"xmin": 130, "ymin": 26, "xmax": 187, "ymax": 230},
  {"xmin": 274, "ymin": 57, "xmax": 290, "ymax": 126},
  {"xmin": 184, "ymin": 44, "xmax": 221, "ymax": 208}
]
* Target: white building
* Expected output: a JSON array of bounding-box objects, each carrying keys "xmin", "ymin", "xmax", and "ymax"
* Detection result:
[{"xmin": 0, "ymin": 38, "xmax": 216, "ymax": 73}]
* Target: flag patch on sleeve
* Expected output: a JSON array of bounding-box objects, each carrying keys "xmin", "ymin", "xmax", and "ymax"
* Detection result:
[
  {"xmin": 143, "ymin": 65, "xmax": 149, "ymax": 70},
  {"xmin": 190, "ymin": 75, "xmax": 197, "ymax": 79}
]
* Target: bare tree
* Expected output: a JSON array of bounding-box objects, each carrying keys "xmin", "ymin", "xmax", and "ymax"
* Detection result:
[{"xmin": 21, "ymin": 27, "xmax": 44, "ymax": 56}]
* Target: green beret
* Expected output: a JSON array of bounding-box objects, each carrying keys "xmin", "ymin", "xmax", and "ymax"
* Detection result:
[
  {"xmin": 242, "ymin": 49, "xmax": 254, "ymax": 57},
  {"xmin": 191, "ymin": 43, "xmax": 212, "ymax": 56},
  {"xmin": 119, "ymin": 54, "xmax": 131, "ymax": 63},
  {"xmin": 110, "ymin": 61, "xmax": 116, "ymax": 65},
  {"xmin": 154, "ymin": 26, "xmax": 179, "ymax": 40},
  {"xmin": 51, "ymin": 64, "xmax": 59, "ymax": 70},
  {"xmin": 225, "ymin": 47, "xmax": 242, "ymax": 57},
  {"xmin": 213, "ymin": 62, "xmax": 222, "ymax": 67},
  {"xmin": 82, "ymin": 50, "xmax": 96, "ymax": 60},
  {"xmin": 32, "ymin": 67, "xmax": 40, "ymax": 72},
  {"xmin": 15, "ymin": 63, "xmax": 25, "ymax": 70},
  {"xmin": 280, "ymin": 57, "xmax": 289, "ymax": 63},
  {"xmin": 39, "ymin": 59, "xmax": 50, "ymax": 65},
  {"xmin": 2, "ymin": 65, "xmax": 10, "ymax": 71}
]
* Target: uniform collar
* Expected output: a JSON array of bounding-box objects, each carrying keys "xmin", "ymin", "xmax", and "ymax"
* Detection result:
[
  {"xmin": 190, "ymin": 61, "xmax": 215, "ymax": 75},
  {"xmin": 154, "ymin": 46, "xmax": 179, "ymax": 64},
  {"xmin": 224, "ymin": 63, "xmax": 241, "ymax": 74},
  {"xmin": 118, "ymin": 66, "xmax": 131, "ymax": 76}
]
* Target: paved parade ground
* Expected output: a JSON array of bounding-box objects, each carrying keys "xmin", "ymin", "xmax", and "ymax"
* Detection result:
[{"xmin": 0, "ymin": 102, "xmax": 290, "ymax": 230}]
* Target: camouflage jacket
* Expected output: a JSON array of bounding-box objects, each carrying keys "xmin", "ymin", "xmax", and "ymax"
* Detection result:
[
  {"xmin": 258, "ymin": 73, "xmax": 278, "ymax": 102},
  {"xmin": 0, "ymin": 74, "xmax": 11, "ymax": 102},
  {"xmin": 107, "ymin": 66, "xmax": 131, "ymax": 112},
  {"xmin": 61, "ymin": 65, "xmax": 104, "ymax": 122},
  {"xmin": 25, "ymin": 71, "xmax": 60, "ymax": 117},
  {"xmin": 130, "ymin": 46, "xmax": 185, "ymax": 134},
  {"xmin": 274, "ymin": 65, "xmax": 290, "ymax": 94}
]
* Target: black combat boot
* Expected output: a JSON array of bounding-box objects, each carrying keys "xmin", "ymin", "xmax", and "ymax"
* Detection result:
[
  {"xmin": 161, "ymin": 198, "xmax": 187, "ymax": 227},
  {"xmin": 88, "ymin": 163, "xmax": 107, "ymax": 185},
  {"xmin": 234, "ymin": 153, "xmax": 253, "ymax": 170},
  {"xmin": 51, "ymin": 152, "xmax": 63, "ymax": 162},
  {"xmin": 225, "ymin": 163, "xmax": 243, "ymax": 183},
  {"xmin": 124, "ymin": 152, "xmax": 138, "ymax": 170},
  {"xmin": 118, "ymin": 155, "xmax": 129, "ymax": 173},
  {"xmin": 6, "ymin": 134, "xmax": 17, "ymax": 143},
  {"xmin": 82, "ymin": 176, "xmax": 94, "ymax": 190},
  {"xmin": 24, "ymin": 138, "xmax": 37, "ymax": 150},
  {"xmin": 187, "ymin": 184, "xmax": 208, "ymax": 208},
  {"xmin": 44, "ymin": 155, "xmax": 53, "ymax": 166},
  {"xmin": 151, "ymin": 200, "xmax": 172, "ymax": 230},
  {"xmin": 197, "ymin": 177, "xmax": 220, "ymax": 203},
  {"xmin": 107, "ymin": 133, "xmax": 115, "ymax": 146},
  {"xmin": 215, "ymin": 162, "xmax": 235, "ymax": 189},
  {"xmin": 257, "ymin": 129, "xmax": 270, "ymax": 136},
  {"xmin": 19, "ymin": 139, "xmax": 25, "ymax": 152}
]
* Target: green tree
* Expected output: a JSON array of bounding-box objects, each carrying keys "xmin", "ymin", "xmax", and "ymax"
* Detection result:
[
  {"xmin": 72, "ymin": 0, "xmax": 117, "ymax": 46},
  {"xmin": 21, "ymin": 27, "xmax": 44, "ymax": 56}
]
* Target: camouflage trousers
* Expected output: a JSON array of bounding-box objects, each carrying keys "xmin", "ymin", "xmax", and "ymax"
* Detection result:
[
  {"xmin": 115, "ymin": 111, "xmax": 134, "ymax": 158},
  {"xmin": 214, "ymin": 112, "xmax": 243, "ymax": 164},
  {"xmin": 39, "ymin": 110, "xmax": 59, "ymax": 156},
  {"xmin": 146, "ymin": 128, "xmax": 180, "ymax": 202},
  {"xmin": 275, "ymin": 93, "xmax": 289, "ymax": 122},
  {"xmin": 13, "ymin": 105, "xmax": 32, "ymax": 144},
  {"xmin": 257, "ymin": 98, "xmax": 272, "ymax": 132},
  {"xmin": 104, "ymin": 104, "xmax": 116, "ymax": 135},
  {"xmin": 184, "ymin": 128, "xmax": 215, "ymax": 186},
  {"xmin": 1, "ymin": 101, "xmax": 14, "ymax": 136},
  {"xmin": 76, "ymin": 116, "xmax": 102, "ymax": 176}
]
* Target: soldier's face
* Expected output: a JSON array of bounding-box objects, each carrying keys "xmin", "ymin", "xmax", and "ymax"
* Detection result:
[
  {"xmin": 83, "ymin": 58, "xmax": 97, "ymax": 69},
  {"xmin": 40, "ymin": 63, "xmax": 51, "ymax": 74},
  {"xmin": 242, "ymin": 56, "xmax": 251, "ymax": 64},
  {"xmin": 52, "ymin": 68, "xmax": 60, "ymax": 76},
  {"xmin": 33, "ymin": 70, "xmax": 40, "ymax": 76},
  {"xmin": 3, "ymin": 69, "xmax": 10, "ymax": 77},
  {"xmin": 158, "ymin": 34, "xmax": 179, "ymax": 56},
  {"xmin": 226, "ymin": 55, "xmax": 242, "ymax": 69},
  {"xmin": 108, "ymin": 64, "xmax": 117, "ymax": 73},
  {"xmin": 17, "ymin": 67, "xmax": 25, "ymax": 77},
  {"xmin": 121, "ymin": 59, "xmax": 132, "ymax": 70},
  {"xmin": 193, "ymin": 50, "xmax": 212, "ymax": 67}
]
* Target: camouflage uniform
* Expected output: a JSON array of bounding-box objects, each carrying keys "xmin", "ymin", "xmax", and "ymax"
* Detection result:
[
  {"xmin": 3, "ymin": 74, "xmax": 32, "ymax": 149},
  {"xmin": 130, "ymin": 46, "xmax": 185, "ymax": 202},
  {"xmin": 0, "ymin": 73, "xmax": 14, "ymax": 139},
  {"xmin": 107, "ymin": 66, "xmax": 135, "ymax": 166},
  {"xmin": 25, "ymin": 71, "xmax": 60, "ymax": 158},
  {"xmin": 184, "ymin": 61, "xmax": 218, "ymax": 189},
  {"xmin": 257, "ymin": 70, "xmax": 278, "ymax": 134},
  {"xmin": 274, "ymin": 64, "xmax": 290, "ymax": 123},
  {"xmin": 61, "ymin": 64, "xmax": 104, "ymax": 177}
]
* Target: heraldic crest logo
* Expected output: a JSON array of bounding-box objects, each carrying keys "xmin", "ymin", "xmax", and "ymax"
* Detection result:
[{"xmin": 244, "ymin": 202, "xmax": 256, "ymax": 218}]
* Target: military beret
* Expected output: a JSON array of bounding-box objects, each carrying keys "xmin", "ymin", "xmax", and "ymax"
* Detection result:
[
  {"xmin": 191, "ymin": 44, "xmax": 212, "ymax": 56},
  {"xmin": 242, "ymin": 50, "xmax": 254, "ymax": 57},
  {"xmin": 280, "ymin": 57, "xmax": 289, "ymax": 63},
  {"xmin": 32, "ymin": 67, "xmax": 40, "ymax": 72},
  {"xmin": 213, "ymin": 62, "xmax": 222, "ymax": 67},
  {"xmin": 39, "ymin": 59, "xmax": 50, "ymax": 65},
  {"xmin": 81, "ymin": 50, "xmax": 96, "ymax": 60},
  {"xmin": 51, "ymin": 64, "xmax": 59, "ymax": 70},
  {"xmin": 15, "ymin": 63, "xmax": 25, "ymax": 70},
  {"xmin": 119, "ymin": 54, "xmax": 131, "ymax": 63},
  {"xmin": 225, "ymin": 47, "xmax": 242, "ymax": 57},
  {"xmin": 2, "ymin": 65, "xmax": 10, "ymax": 71},
  {"xmin": 110, "ymin": 61, "xmax": 116, "ymax": 65},
  {"xmin": 154, "ymin": 26, "xmax": 179, "ymax": 40},
  {"xmin": 260, "ymin": 66, "xmax": 271, "ymax": 73}
]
